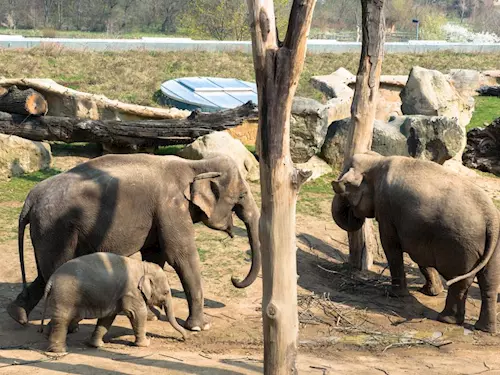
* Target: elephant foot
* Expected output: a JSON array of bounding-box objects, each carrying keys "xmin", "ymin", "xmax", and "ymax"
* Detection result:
[
  {"xmin": 419, "ymin": 283, "xmax": 443, "ymax": 297},
  {"xmin": 7, "ymin": 302, "xmax": 28, "ymax": 325},
  {"xmin": 437, "ymin": 311, "xmax": 465, "ymax": 326},
  {"xmin": 47, "ymin": 342, "xmax": 67, "ymax": 354},
  {"xmin": 184, "ymin": 315, "xmax": 211, "ymax": 332},
  {"xmin": 86, "ymin": 338, "xmax": 104, "ymax": 348},
  {"xmin": 389, "ymin": 285, "xmax": 410, "ymax": 298},
  {"xmin": 134, "ymin": 337, "xmax": 150, "ymax": 347},
  {"xmin": 474, "ymin": 319, "xmax": 496, "ymax": 334}
]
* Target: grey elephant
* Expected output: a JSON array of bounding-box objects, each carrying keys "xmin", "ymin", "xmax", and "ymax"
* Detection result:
[
  {"xmin": 8, "ymin": 154, "xmax": 260, "ymax": 332},
  {"xmin": 40, "ymin": 252, "xmax": 186, "ymax": 353},
  {"xmin": 331, "ymin": 151, "xmax": 500, "ymax": 333}
]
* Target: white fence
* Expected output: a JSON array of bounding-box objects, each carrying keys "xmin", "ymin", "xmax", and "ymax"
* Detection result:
[{"xmin": 1, "ymin": 35, "xmax": 500, "ymax": 54}]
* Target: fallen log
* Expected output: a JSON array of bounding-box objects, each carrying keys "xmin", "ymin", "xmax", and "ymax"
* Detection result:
[
  {"xmin": 476, "ymin": 85, "xmax": 500, "ymax": 97},
  {"xmin": 0, "ymin": 101, "xmax": 258, "ymax": 148},
  {"xmin": 0, "ymin": 85, "xmax": 48, "ymax": 116},
  {"xmin": 463, "ymin": 117, "xmax": 500, "ymax": 176}
]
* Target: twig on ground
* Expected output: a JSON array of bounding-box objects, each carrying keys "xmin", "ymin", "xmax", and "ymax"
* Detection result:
[
  {"xmin": 0, "ymin": 357, "xmax": 55, "ymax": 368},
  {"xmin": 199, "ymin": 352, "xmax": 212, "ymax": 359},
  {"xmin": 310, "ymin": 365, "xmax": 330, "ymax": 374},
  {"xmin": 374, "ymin": 367, "xmax": 390, "ymax": 375},
  {"xmin": 204, "ymin": 312, "xmax": 223, "ymax": 319},
  {"xmin": 112, "ymin": 353, "xmax": 154, "ymax": 362},
  {"xmin": 220, "ymin": 313, "xmax": 236, "ymax": 321},
  {"xmin": 159, "ymin": 354, "xmax": 184, "ymax": 362}
]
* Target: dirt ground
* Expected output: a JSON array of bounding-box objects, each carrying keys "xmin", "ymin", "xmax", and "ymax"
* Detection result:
[{"xmin": 1, "ymin": 151, "xmax": 500, "ymax": 374}]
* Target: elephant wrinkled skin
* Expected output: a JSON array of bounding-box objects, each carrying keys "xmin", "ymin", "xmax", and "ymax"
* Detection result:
[
  {"xmin": 8, "ymin": 154, "xmax": 261, "ymax": 332},
  {"xmin": 331, "ymin": 151, "xmax": 500, "ymax": 333},
  {"xmin": 40, "ymin": 253, "xmax": 186, "ymax": 353}
]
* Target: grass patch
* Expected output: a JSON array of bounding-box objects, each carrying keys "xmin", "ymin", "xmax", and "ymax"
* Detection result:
[
  {"xmin": 1, "ymin": 49, "xmax": 498, "ymax": 105},
  {"xmin": 297, "ymin": 173, "xmax": 337, "ymax": 218},
  {"xmin": 155, "ymin": 145, "xmax": 186, "ymax": 155},
  {"xmin": 467, "ymin": 96, "xmax": 500, "ymax": 131},
  {"xmin": 0, "ymin": 169, "xmax": 61, "ymax": 203}
]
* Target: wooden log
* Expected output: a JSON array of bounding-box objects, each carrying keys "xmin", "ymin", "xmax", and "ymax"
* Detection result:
[
  {"xmin": 247, "ymin": 0, "xmax": 316, "ymax": 374},
  {"xmin": 342, "ymin": 0, "xmax": 386, "ymax": 271},
  {"xmin": 0, "ymin": 85, "xmax": 48, "ymax": 116},
  {"xmin": 476, "ymin": 85, "xmax": 500, "ymax": 97},
  {"xmin": 0, "ymin": 101, "xmax": 257, "ymax": 147}
]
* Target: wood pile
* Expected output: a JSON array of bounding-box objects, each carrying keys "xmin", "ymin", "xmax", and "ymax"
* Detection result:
[
  {"xmin": 0, "ymin": 83, "xmax": 258, "ymax": 149},
  {"xmin": 463, "ymin": 117, "xmax": 500, "ymax": 176}
]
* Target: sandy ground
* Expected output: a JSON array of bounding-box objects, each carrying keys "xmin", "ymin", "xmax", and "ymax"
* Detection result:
[{"xmin": 1, "ymin": 153, "xmax": 500, "ymax": 374}]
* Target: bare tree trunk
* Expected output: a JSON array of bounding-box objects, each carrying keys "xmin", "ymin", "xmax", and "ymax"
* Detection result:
[
  {"xmin": 344, "ymin": 0, "xmax": 385, "ymax": 270},
  {"xmin": 246, "ymin": 1, "xmax": 316, "ymax": 374}
]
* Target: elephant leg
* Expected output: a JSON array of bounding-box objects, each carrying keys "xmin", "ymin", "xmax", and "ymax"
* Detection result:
[
  {"xmin": 474, "ymin": 258, "xmax": 499, "ymax": 333},
  {"xmin": 379, "ymin": 227, "xmax": 408, "ymax": 297},
  {"xmin": 47, "ymin": 316, "xmax": 71, "ymax": 353},
  {"xmin": 88, "ymin": 314, "xmax": 117, "ymax": 348},
  {"xmin": 437, "ymin": 277, "xmax": 473, "ymax": 326},
  {"xmin": 418, "ymin": 266, "xmax": 444, "ymax": 296},
  {"xmin": 141, "ymin": 248, "xmax": 165, "ymax": 321},
  {"xmin": 127, "ymin": 305, "xmax": 150, "ymax": 347},
  {"xmin": 48, "ymin": 317, "xmax": 81, "ymax": 334},
  {"xmin": 159, "ymin": 219, "xmax": 209, "ymax": 332},
  {"xmin": 7, "ymin": 275, "xmax": 46, "ymax": 325}
]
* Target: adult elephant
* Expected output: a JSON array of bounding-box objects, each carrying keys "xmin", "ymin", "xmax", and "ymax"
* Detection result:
[
  {"xmin": 331, "ymin": 151, "xmax": 500, "ymax": 333},
  {"xmin": 8, "ymin": 153, "xmax": 261, "ymax": 332}
]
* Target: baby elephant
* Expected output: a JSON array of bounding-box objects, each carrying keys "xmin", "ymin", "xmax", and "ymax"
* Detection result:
[{"xmin": 40, "ymin": 252, "xmax": 186, "ymax": 353}]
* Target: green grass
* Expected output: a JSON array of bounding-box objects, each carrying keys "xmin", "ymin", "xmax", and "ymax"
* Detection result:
[
  {"xmin": 0, "ymin": 169, "xmax": 61, "ymax": 203},
  {"xmin": 467, "ymin": 96, "xmax": 500, "ymax": 131},
  {"xmin": 297, "ymin": 173, "xmax": 337, "ymax": 217},
  {"xmin": 1, "ymin": 48, "xmax": 499, "ymax": 105}
]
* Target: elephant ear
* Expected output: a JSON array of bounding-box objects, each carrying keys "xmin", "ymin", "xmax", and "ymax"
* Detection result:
[
  {"xmin": 338, "ymin": 168, "xmax": 365, "ymax": 207},
  {"xmin": 184, "ymin": 172, "xmax": 222, "ymax": 218},
  {"xmin": 138, "ymin": 275, "xmax": 153, "ymax": 302}
]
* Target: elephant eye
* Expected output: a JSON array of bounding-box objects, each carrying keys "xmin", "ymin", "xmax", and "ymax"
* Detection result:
[{"xmin": 239, "ymin": 192, "xmax": 246, "ymax": 200}]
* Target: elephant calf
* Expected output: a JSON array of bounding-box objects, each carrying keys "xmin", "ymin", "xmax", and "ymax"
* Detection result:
[
  {"xmin": 40, "ymin": 253, "xmax": 186, "ymax": 353},
  {"xmin": 331, "ymin": 151, "xmax": 500, "ymax": 333}
]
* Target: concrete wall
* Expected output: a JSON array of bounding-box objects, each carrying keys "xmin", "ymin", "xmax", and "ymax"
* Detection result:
[{"xmin": 1, "ymin": 36, "xmax": 500, "ymax": 53}]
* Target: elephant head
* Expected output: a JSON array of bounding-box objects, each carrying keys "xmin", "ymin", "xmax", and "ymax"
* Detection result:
[
  {"xmin": 139, "ymin": 263, "xmax": 187, "ymax": 339},
  {"xmin": 184, "ymin": 155, "xmax": 261, "ymax": 289},
  {"xmin": 331, "ymin": 152, "xmax": 380, "ymax": 232}
]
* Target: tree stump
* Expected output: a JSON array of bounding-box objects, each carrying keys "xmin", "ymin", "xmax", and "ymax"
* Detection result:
[
  {"xmin": 0, "ymin": 85, "xmax": 48, "ymax": 116},
  {"xmin": 463, "ymin": 117, "xmax": 500, "ymax": 175},
  {"xmin": 476, "ymin": 85, "xmax": 500, "ymax": 97}
]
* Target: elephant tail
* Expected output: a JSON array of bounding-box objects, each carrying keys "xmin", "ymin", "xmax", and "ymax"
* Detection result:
[
  {"xmin": 18, "ymin": 200, "xmax": 31, "ymax": 291},
  {"xmin": 446, "ymin": 211, "xmax": 500, "ymax": 286},
  {"xmin": 39, "ymin": 280, "xmax": 52, "ymax": 334}
]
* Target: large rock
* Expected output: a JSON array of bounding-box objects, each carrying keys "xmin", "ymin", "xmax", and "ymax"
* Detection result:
[
  {"xmin": 321, "ymin": 115, "xmax": 465, "ymax": 169},
  {"xmin": 294, "ymin": 155, "xmax": 333, "ymax": 182},
  {"xmin": 178, "ymin": 132, "xmax": 259, "ymax": 181},
  {"xmin": 400, "ymin": 66, "xmax": 474, "ymax": 128},
  {"xmin": 310, "ymin": 68, "xmax": 355, "ymax": 99},
  {"xmin": 448, "ymin": 69, "xmax": 481, "ymax": 97},
  {"xmin": 0, "ymin": 134, "xmax": 52, "ymax": 180},
  {"xmin": 290, "ymin": 97, "xmax": 330, "ymax": 163}
]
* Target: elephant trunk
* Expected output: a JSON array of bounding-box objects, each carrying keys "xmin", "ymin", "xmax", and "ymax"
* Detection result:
[
  {"xmin": 331, "ymin": 194, "xmax": 365, "ymax": 232},
  {"xmin": 232, "ymin": 195, "xmax": 261, "ymax": 288},
  {"xmin": 163, "ymin": 294, "xmax": 187, "ymax": 340}
]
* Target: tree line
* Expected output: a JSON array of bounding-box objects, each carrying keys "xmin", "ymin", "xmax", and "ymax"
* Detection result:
[{"xmin": 1, "ymin": 0, "xmax": 498, "ymax": 39}]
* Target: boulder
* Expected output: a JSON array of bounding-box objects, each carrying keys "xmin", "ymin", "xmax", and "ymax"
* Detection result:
[
  {"xmin": 294, "ymin": 155, "xmax": 333, "ymax": 182},
  {"xmin": 400, "ymin": 66, "xmax": 474, "ymax": 128},
  {"xmin": 448, "ymin": 69, "xmax": 481, "ymax": 97},
  {"xmin": 0, "ymin": 134, "xmax": 52, "ymax": 180},
  {"xmin": 310, "ymin": 68, "xmax": 355, "ymax": 99},
  {"xmin": 290, "ymin": 97, "xmax": 330, "ymax": 163},
  {"xmin": 396, "ymin": 115, "xmax": 466, "ymax": 164},
  {"xmin": 321, "ymin": 115, "xmax": 465, "ymax": 169},
  {"xmin": 177, "ymin": 132, "xmax": 260, "ymax": 181}
]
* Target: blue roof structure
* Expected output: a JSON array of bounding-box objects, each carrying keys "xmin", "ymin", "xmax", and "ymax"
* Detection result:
[{"xmin": 159, "ymin": 77, "xmax": 258, "ymax": 112}]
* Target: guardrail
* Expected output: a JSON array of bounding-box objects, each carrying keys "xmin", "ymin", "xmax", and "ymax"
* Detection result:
[{"xmin": 1, "ymin": 35, "xmax": 499, "ymax": 54}]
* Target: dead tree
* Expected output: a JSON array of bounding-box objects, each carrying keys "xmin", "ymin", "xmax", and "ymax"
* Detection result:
[
  {"xmin": 343, "ymin": 0, "xmax": 386, "ymax": 270},
  {"xmin": 246, "ymin": 0, "xmax": 316, "ymax": 374},
  {"xmin": 0, "ymin": 102, "xmax": 257, "ymax": 147}
]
